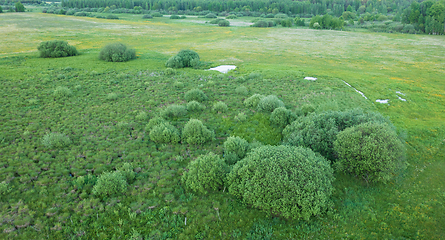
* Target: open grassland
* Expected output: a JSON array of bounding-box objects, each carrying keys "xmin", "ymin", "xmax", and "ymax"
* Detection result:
[{"xmin": 0, "ymin": 12, "xmax": 444, "ymax": 239}]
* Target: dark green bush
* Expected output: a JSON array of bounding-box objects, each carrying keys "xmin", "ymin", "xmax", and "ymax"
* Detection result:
[
  {"xmin": 187, "ymin": 101, "xmax": 205, "ymax": 112},
  {"xmin": 212, "ymin": 101, "xmax": 228, "ymax": 113},
  {"xmin": 270, "ymin": 107, "xmax": 295, "ymax": 128},
  {"xmin": 209, "ymin": 18, "xmax": 223, "ymax": 24},
  {"xmin": 152, "ymin": 12, "xmax": 162, "ymax": 17},
  {"xmin": 185, "ymin": 88, "xmax": 207, "ymax": 102},
  {"xmin": 149, "ymin": 122, "xmax": 181, "ymax": 144},
  {"xmin": 244, "ymin": 94, "xmax": 265, "ymax": 108},
  {"xmin": 106, "ymin": 14, "xmax": 119, "ymax": 19},
  {"xmin": 145, "ymin": 117, "xmax": 166, "ymax": 131},
  {"xmin": 283, "ymin": 109, "xmax": 392, "ymax": 161},
  {"xmin": 15, "ymin": 2, "xmax": 25, "ymax": 12},
  {"xmin": 235, "ymin": 86, "xmax": 248, "ymax": 95},
  {"xmin": 170, "ymin": 15, "xmax": 180, "ymax": 19},
  {"xmin": 166, "ymin": 49, "xmax": 200, "ymax": 68},
  {"xmin": 161, "ymin": 104, "xmax": 187, "ymax": 118},
  {"xmin": 334, "ymin": 122, "xmax": 406, "ymax": 183},
  {"xmin": 257, "ymin": 95, "xmax": 285, "ymax": 112},
  {"xmin": 37, "ymin": 40, "xmax": 78, "ymax": 58},
  {"xmin": 205, "ymin": 13, "xmax": 217, "ymax": 18},
  {"xmin": 99, "ymin": 42, "xmax": 136, "ymax": 62},
  {"xmin": 218, "ymin": 20, "xmax": 230, "ymax": 27},
  {"xmin": 74, "ymin": 12, "xmax": 86, "ymax": 16},
  {"xmin": 66, "ymin": 9, "xmax": 76, "ymax": 15},
  {"xmin": 142, "ymin": 14, "xmax": 153, "ymax": 19},
  {"xmin": 227, "ymin": 145, "xmax": 334, "ymax": 220},
  {"xmin": 53, "ymin": 86, "xmax": 73, "ymax": 98},
  {"xmin": 92, "ymin": 171, "xmax": 127, "ymax": 197},
  {"xmin": 181, "ymin": 152, "xmax": 229, "ymax": 194},
  {"xmin": 182, "ymin": 119, "xmax": 214, "ymax": 145},
  {"xmin": 226, "ymin": 14, "xmax": 237, "ymax": 19},
  {"xmin": 223, "ymin": 136, "xmax": 249, "ymax": 164},
  {"xmin": 42, "ymin": 132, "xmax": 71, "ymax": 148}
]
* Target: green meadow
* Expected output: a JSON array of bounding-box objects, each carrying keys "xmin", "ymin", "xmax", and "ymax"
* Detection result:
[{"xmin": 1, "ymin": 12, "xmax": 444, "ymax": 239}]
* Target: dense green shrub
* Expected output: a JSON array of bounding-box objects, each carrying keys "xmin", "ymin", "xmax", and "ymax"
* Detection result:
[
  {"xmin": 99, "ymin": 42, "xmax": 136, "ymax": 62},
  {"xmin": 187, "ymin": 101, "xmax": 205, "ymax": 112},
  {"xmin": 212, "ymin": 101, "xmax": 228, "ymax": 113},
  {"xmin": 185, "ymin": 88, "xmax": 207, "ymax": 102},
  {"xmin": 161, "ymin": 104, "xmax": 187, "ymax": 118},
  {"xmin": 283, "ymin": 109, "xmax": 391, "ymax": 161},
  {"xmin": 92, "ymin": 171, "xmax": 127, "ymax": 197},
  {"xmin": 0, "ymin": 181, "xmax": 11, "ymax": 196},
  {"xmin": 205, "ymin": 13, "xmax": 217, "ymax": 18},
  {"xmin": 244, "ymin": 94, "xmax": 265, "ymax": 108},
  {"xmin": 106, "ymin": 92, "xmax": 118, "ymax": 100},
  {"xmin": 181, "ymin": 152, "xmax": 229, "ymax": 194},
  {"xmin": 0, "ymin": 6, "xmax": 3, "ymax": 13},
  {"xmin": 66, "ymin": 9, "xmax": 76, "ymax": 15},
  {"xmin": 145, "ymin": 117, "xmax": 166, "ymax": 131},
  {"xmin": 74, "ymin": 12, "xmax": 87, "ymax": 16},
  {"xmin": 226, "ymin": 14, "xmax": 237, "ymax": 19},
  {"xmin": 234, "ymin": 112, "xmax": 247, "ymax": 122},
  {"xmin": 270, "ymin": 107, "xmax": 295, "ymax": 128},
  {"xmin": 182, "ymin": 119, "xmax": 214, "ymax": 145},
  {"xmin": 223, "ymin": 136, "xmax": 249, "ymax": 164},
  {"xmin": 106, "ymin": 14, "xmax": 119, "ymax": 19},
  {"xmin": 142, "ymin": 14, "xmax": 153, "ymax": 19},
  {"xmin": 15, "ymin": 2, "xmax": 25, "ymax": 12},
  {"xmin": 257, "ymin": 95, "xmax": 285, "ymax": 112},
  {"xmin": 227, "ymin": 145, "xmax": 334, "ymax": 220},
  {"xmin": 166, "ymin": 49, "xmax": 200, "ymax": 68},
  {"xmin": 118, "ymin": 163, "xmax": 136, "ymax": 183},
  {"xmin": 281, "ymin": 18, "xmax": 293, "ymax": 27},
  {"xmin": 235, "ymin": 86, "xmax": 248, "ymax": 95},
  {"xmin": 218, "ymin": 20, "xmax": 230, "ymax": 27},
  {"xmin": 251, "ymin": 20, "xmax": 274, "ymax": 27},
  {"xmin": 247, "ymin": 72, "xmax": 262, "ymax": 79},
  {"xmin": 334, "ymin": 122, "xmax": 406, "ymax": 183},
  {"xmin": 170, "ymin": 15, "xmax": 180, "ymax": 19},
  {"xmin": 149, "ymin": 122, "xmax": 181, "ymax": 144},
  {"xmin": 42, "ymin": 132, "xmax": 71, "ymax": 148},
  {"xmin": 235, "ymin": 76, "xmax": 246, "ymax": 83},
  {"xmin": 37, "ymin": 40, "xmax": 78, "ymax": 58},
  {"xmin": 53, "ymin": 86, "xmax": 73, "ymax": 98},
  {"xmin": 209, "ymin": 18, "xmax": 223, "ymax": 24},
  {"xmin": 152, "ymin": 12, "xmax": 162, "ymax": 17}
]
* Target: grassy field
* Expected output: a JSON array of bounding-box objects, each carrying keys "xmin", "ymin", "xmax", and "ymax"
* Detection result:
[{"xmin": 1, "ymin": 12, "xmax": 444, "ymax": 239}]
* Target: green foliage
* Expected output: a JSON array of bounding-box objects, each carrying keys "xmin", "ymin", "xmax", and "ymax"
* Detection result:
[
  {"xmin": 182, "ymin": 119, "xmax": 214, "ymax": 145},
  {"xmin": 37, "ymin": 40, "xmax": 78, "ymax": 58},
  {"xmin": 270, "ymin": 107, "xmax": 295, "ymax": 128},
  {"xmin": 106, "ymin": 92, "xmax": 118, "ymax": 100},
  {"xmin": 310, "ymin": 15, "xmax": 344, "ymax": 30},
  {"xmin": 187, "ymin": 100, "xmax": 205, "ymax": 112},
  {"xmin": 142, "ymin": 14, "xmax": 153, "ymax": 19},
  {"xmin": 281, "ymin": 18, "xmax": 293, "ymax": 27},
  {"xmin": 185, "ymin": 88, "xmax": 207, "ymax": 102},
  {"xmin": 248, "ymin": 72, "xmax": 262, "ymax": 80},
  {"xmin": 235, "ymin": 85, "xmax": 248, "ymax": 95},
  {"xmin": 300, "ymin": 104, "xmax": 315, "ymax": 116},
  {"xmin": 234, "ymin": 112, "xmax": 247, "ymax": 122},
  {"xmin": 145, "ymin": 117, "xmax": 166, "ymax": 131},
  {"xmin": 223, "ymin": 136, "xmax": 249, "ymax": 164},
  {"xmin": 218, "ymin": 20, "xmax": 230, "ymax": 27},
  {"xmin": 164, "ymin": 67, "xmax": 176, "ymax": 75},
  {"xmin": 244, "ymin": 94, "xmax": 265, "ymax": 108},
  {"xmin": 0, "ymin": 6, "xmax": 3, "ymax": 13},
  {"xmin": 226, "ymin": 14, "xmax": 237, "ymax": 19},
  {"xmin": 106, "ymin": 14, "xmax": 119, "ymax": 19},
  {"xmin": 165, "ymin": 49, "xmax": 200, "ymax": 68},
  {"xmin": 251, "ymin": 20, "xmax": 275, "ymax": 27},
  {"xmin": 170, "ymin": 15, "xmax": 180, "ymax": 19},
  {"xmin": 0, "ymin": 181, "xmax": 11, "ymax": 196},
  {"xmin": 161, "ymin": 104, "xmax": 187, "ymax": 118},
  {"xmin": 15, "ymin": 2, "xmax": 25, "ymax": 12},
  {"xmin": 334, "ymin": 122, "xmax": 406, "ymax": 183},
  {"xmin": 152, "ymin": 12, "xmax": 162, "ymax": 17},
  {"xmin": 149, "ymin": 122, "xmax": 181, "ymax": 144},
  {"xmin": 53, "ymin": 86, "xmax": 73, "ymax": 98},
  {"xmin": 99, "ymin": 42, "xmax": 136, "ymax": 62},
  {"xmin": 227, "ymin": 145, "xmax": 334, "ymax": 220},
  {"xmin": 92, "ymin": 171, "xmax": 127, "ymax": 197},
  {"xmin": 118, "ymin": 163, "xmax": 136, "ymax": 182},
  {"xmin": 257, "ymin": 95, "xmax": 285, "ymax": 112},
  {"xmin": 283, "ymin": 109, "xmax": 391, "ymax": 161},
  {"xmin": 181, "ymin": 152, "xmax": 228, "ymax": 194},
  {"xmin": 205, "ymin": 13, "xmax": 217, "ymax": 18},
  {"xmin": 212, "ymin": 101, "xmax": 228, "ymax": 113},
  {"xmin": 42, "ymin": 132, "xmax": 71, "ymax": 148}
]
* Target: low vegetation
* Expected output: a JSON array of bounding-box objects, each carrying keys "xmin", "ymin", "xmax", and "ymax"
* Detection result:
[
  {"xmin": 37, "ymin": 40, "xmax": 78, "ymax": 58},
  {"xmin": 98, "ymin": 42, "xmax": 136, "ymax": 62}
]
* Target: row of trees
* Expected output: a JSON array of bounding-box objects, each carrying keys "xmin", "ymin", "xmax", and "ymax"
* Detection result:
[
  {"xmin": 401, "ymin": 0, "xmax": 445, "ymax": 34},
  {"xmin": 61, "ymin": 0, "xmax": 420, "ymax": 17}
]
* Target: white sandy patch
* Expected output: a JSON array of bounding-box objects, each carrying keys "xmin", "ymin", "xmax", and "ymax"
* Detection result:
[
  {"xmin": 343, "ymin": 81, "xmax": 368, "ymax": 99},
  {"xmin": 304, "ymin": 77, "xmax": 317, "ymax": 81},
  {"xmin": 396, "ymin": 91, "xmax": 405, "ymax": 96},
  {"xmin": 398, "ymin": 96, "xmax": 407, "ymax": 101},
  {"xmin": 376, "ymin": 99, "xmax": 389, "ymax": 104}
]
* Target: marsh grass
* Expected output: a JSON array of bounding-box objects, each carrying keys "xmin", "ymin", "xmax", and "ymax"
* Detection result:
[{"xmin": 0, "ymin": 11, "xmax": 444, "ymax": 239}]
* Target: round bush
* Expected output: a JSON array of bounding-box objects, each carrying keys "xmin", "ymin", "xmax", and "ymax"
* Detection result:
[
  {"xmin": 145, "ymin": 117, "xmax": 166, "ymax": 131},
  {"xmin": 334, "ymin": 122, "xmax": 406, "ymax": 183},
  {"xmin": 37, "ymin": 40, "xmax": 78, "ymax": 58},
  {"xmin": 142, "ymin": 14, "xmax": 153, "ymax": 19},
  {"xmin": 42, "ymin": 132, "xmax": 71, "ymax": 148},
  {"xmin": 170, "ymin": 14, "xmax": 180, "ymax": 19},
  {"xmin": 244, "ymin": 94, "xmax": 265, "ymax": 108},
  {"xmin": 182, "ymin": 119, "xmax": 214, "ymax": 145},
  {"xmin": 99, "ymin": 42, "xmax": 136, "ymax": 62},
  {"xmin": 226, "ymin": 14, "xmax": 237, "ymax": 19},
  {"xmin": 53, "ymin": 86, "xmax": 72, "ymax": 98},
  {"xmin": 235, "ymin": 86, "xmax": 248, "ymax": 95},
  {"xmin": 181, "ymin": 152, "xmax": 229, "ymax": 194},
  {"xmin": 149, "ymin": 122, "xmax": 181, "ymax": 144},
  {"xmin": 212, "ymin": 101, "xmax": 228, "ymax": 113},
  {"xmin": 218, "ymin": 20, "xmax": 230, "ymax": 27},
  {"xmin": 227, "ymin": 145, "xmax": 334, "ymax": 220},
  {"xmin": 185, "ymin": 89, "xmax": 207, "ymax": 102},
  {"xmin": 74, "ymin": 12, "xmax": 86, "ymax": 16},
  {"xmin": 270, "ymin": 107, "xmax": 294, "ymax": 128},
  {"xmin": 283, "ymin": 109, "xmax": 392, "ymax": 161},
  {"xmin": 223, "ymin": 136, "xmax": 249, "ymax": 164},
  {"xmin": 166, "ymin": 49, "xmax": 200, "ymax": 68},
  {"xmin": 106, "ymin": 14, "xmax": 119, "ymax": 19},
  {"xmin": 165, "ymin": 55, "xmax": 183, "ymax": 68},
  {"xmin": 257, "ymin": 95, "xmax": 285, "ymax": 112},
  {"xmin": 92, "ymin": 171, "xmax": 127, "ymax": 197},
  {"xmin": 205, "ymin": 13, "xmax": 217, "ymax": 18},
  {"xmin": 187, "ymin": 101, "xmax": 205, "ymax": 112},
  {"xmin": 161, "ymin": 104, "xmax": 187, "ymax": 119},
  {"xmin": 152, "ymin": 12, "xmax": 162, "ymax": 17}
]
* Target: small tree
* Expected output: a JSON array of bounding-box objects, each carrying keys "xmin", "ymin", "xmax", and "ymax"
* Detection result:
[
  {"xmin": 182, "ymin": 119, "xmax": 214, "ymax": 145},
  {"xmin": 165, "ymin": 49, "xmax": 200, "ymax": 68},
  {"xmin": 15, "ymin": 2, "xmax": 25, "ymax": 12},
  {"xmin": 149, "ymin": 122, "xmax": 181, "ymax": 144},
  {"xmin": 92, "ymin": 171, "xmax": 127, "ymax": 197},
  {"xmin": 218, "ymin": 20, "xmax": 230, "ymax": 27},
  {"xmin": 223, "ymin": 136, "xmax": 249, "ymax": 164},
  {"xmin": 99, "ymin": 43, "xmax": 136, "ymax": 62},
  {"xmin": 257, "ymin": 95, "xmax": 285, "ymax": 112},
  {"xmin": 38, "ymin": 40, "xmax": 78, "ymax": 58},
  {"xmin": 181, "ymin": 152, "xmax": 229, "ymax": 194},
  {"xmin": 334, "ymin": 122, "xmax": 406, "ymax": 183},
  {"xmin": 0, "ymin": 6, "xmax": 3, "ymax": 13},
  {"xmin": 185, "ymin": 89, "xmax": 207, "ymax": 102}
]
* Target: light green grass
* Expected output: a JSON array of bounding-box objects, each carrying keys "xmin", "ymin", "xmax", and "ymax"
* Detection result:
[{"xmin": 0, "ymin": 12, "xmax": 444, "ymax": 239}]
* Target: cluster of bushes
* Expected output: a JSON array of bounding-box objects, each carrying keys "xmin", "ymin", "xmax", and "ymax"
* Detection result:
[
  {"xmin": 310, "ymin": 14, "xmax": 345, "ymax": 29},
  {"xmin": 251, "ymin": 20, "xmax": 275, "ymax": 28},
  {"xmin": 169, "ymin": 14, "xmax": 186, "ymax": 19},
  {"xmin": 208, "ymin": 18, "xmax": 230, "ymax": 26},
  {"xmin": 98, "ymin": 42, "xmax": 136, "ymax": 62},
  {"xmin": 165, "ymin": 49, "xmax": 201, "ymax": 69}
]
